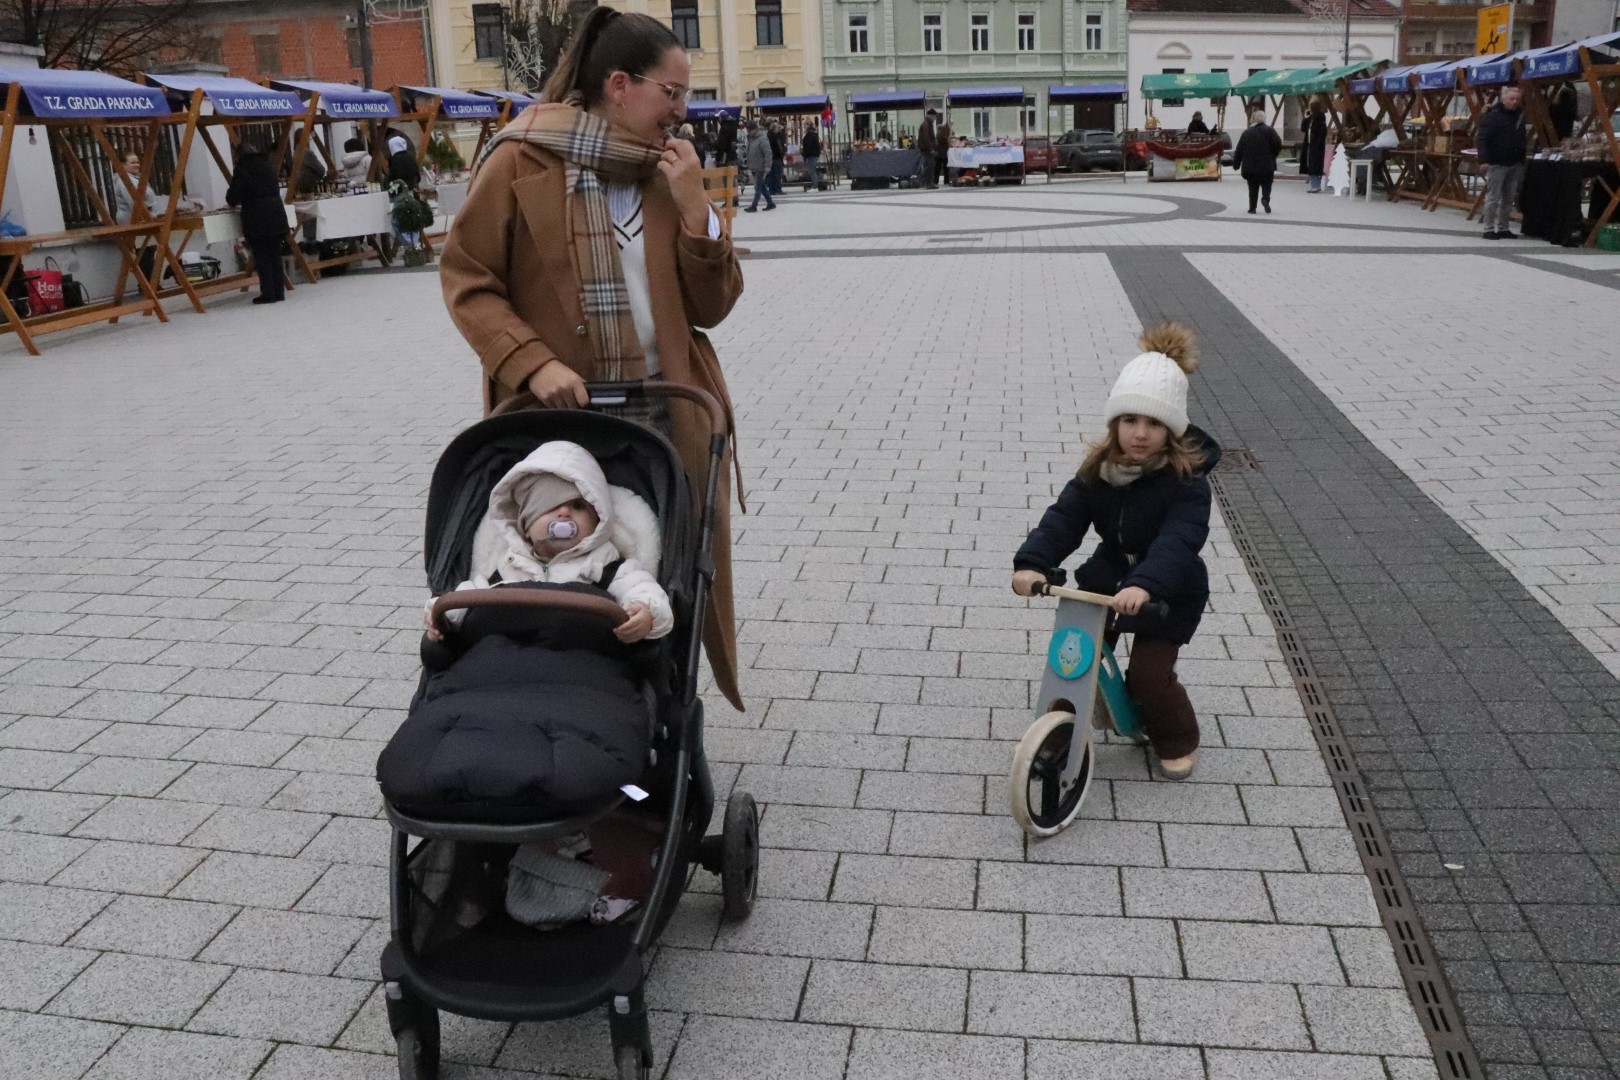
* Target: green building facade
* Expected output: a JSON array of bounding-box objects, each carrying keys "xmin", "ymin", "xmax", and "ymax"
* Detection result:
[{"xmin": 821, "ymin": 0, "xmax": 1129, "ymax": 140}]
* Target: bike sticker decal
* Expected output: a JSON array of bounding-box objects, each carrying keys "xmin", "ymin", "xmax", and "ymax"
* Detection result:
[{"xmin": 1047, "ymin": 626, "xmax": 1095, "ymax": 680}]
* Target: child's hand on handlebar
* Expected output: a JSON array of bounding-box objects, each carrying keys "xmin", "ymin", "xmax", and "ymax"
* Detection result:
[
  {"xmin": 1011, "ymin": 570, "xmax": 1046, "ymax": 597},
  {"xmin": 1111, "ymin": 586, "xmax": 1152, "ymax": 615},
  {"xmin": 615, "ymin": 603, "xmax": 654, "ymax": 643}
]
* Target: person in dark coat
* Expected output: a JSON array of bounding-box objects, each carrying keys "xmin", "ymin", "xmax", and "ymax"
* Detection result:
[
  {"xmin": 1549, "ymin": 84, "xmax": 1577, "ymax": 141},
  {"xmin": 766, "ymin": 121, "xmax": 786, "ymax": 194},
  {"xmin": 1232, "ymin": 110, "xmax": 1283, "ymax": 214},
  {"xmin": 715, "ymin": 115, "xmax": 739, "ymax": 168},
  {"xmin": 1186, "ymin": 110, "xmax": 1209, "ymax": 135},
  {"xmin": 1013, "ymin": 322, "xmax": 1219, "ymax": 780},
  {"xmin": 917, "ymin": 109, "xmax": 939, "ymax": 187},
  {"xmin": 800, "ymin": 122, "xmax": 822, "ymax": 189},
  {"xmin": 226, "ymin": 143, "xmax": 289, "ymax": 305},
  {"xmin": 1303, "ymin": 101, "xmax": 1328, "ymax": 192},
  {"xmin": 1476, "ymin": 85, "xmax": 1528, "ymax": 239},
  {"xmin": 387, "ymin": 134, "xmax": 423, "ymax": 192}
]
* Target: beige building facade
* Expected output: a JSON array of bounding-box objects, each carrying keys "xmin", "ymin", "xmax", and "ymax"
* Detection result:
[{"xmin": 428, "ymin": 0, "xmax": 509, "ymax": 95}]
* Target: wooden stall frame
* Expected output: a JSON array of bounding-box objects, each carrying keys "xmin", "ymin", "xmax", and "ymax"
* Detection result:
[
  {"xmin": 1576, "ymin": 43, "xmax": 1620, "ymax": 245},
  {"xmin": 0, "ymin": 77, "xmax": 204, "ymax": 354},
  {"xmin": 275, "ymin": 83, "xmax": 398, "ymax": 277}
]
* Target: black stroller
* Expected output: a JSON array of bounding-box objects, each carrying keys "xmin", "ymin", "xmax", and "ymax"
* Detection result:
[{"xmin": 376, "ymin": 383, "xmax": 759, "ymax": 1080}]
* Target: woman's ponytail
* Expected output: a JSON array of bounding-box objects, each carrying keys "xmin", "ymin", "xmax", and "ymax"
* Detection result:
[
  {"xmin": 539, "ymin": 5, "xmax": 682, "ymax": 108},
  {"xmin": 541, "ymin": 6, "xmax": 619, "ymax": 105}
]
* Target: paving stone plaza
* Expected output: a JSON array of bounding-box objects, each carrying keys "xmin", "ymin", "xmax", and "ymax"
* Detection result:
[{"xmin": 1, "ymin": 175, "xmax": 1617, "ymax": 1080}]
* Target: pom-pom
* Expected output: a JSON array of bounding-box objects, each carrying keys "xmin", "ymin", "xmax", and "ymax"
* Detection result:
[{"xmin": 1138, "ymin": 322, "xmax": 1198, "ymax": 373}]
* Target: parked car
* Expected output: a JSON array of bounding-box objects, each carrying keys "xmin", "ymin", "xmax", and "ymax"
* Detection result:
[
  {"xmin": 1055, "ymin": 129, "xmax": 1127, "ymax": 172},
  {"xmin": 1022, "ymin": 135, "xmax": 1058, "ymax": 174}
]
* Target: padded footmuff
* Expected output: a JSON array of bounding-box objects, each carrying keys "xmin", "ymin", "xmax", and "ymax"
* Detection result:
[{"xmin": 379, "ymin": 635, "xmax": 649, "ymax": 823}]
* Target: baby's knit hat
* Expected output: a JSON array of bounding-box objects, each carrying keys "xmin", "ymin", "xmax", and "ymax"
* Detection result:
[
  {"xmin": 514, "ymin": 473, "xmax": 583, "ymax": 532},
  {"xmin": 1103, "ymin": 322, "xmax": 1200, "ymax": 437}
]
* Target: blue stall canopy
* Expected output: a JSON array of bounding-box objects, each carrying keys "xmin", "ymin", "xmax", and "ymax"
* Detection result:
[
  {"xmin": 401, "ymin": 85, "xmax": 501, "ymax": 119},
  {"xmin": 1356, "ymin": 63, "xmax": 1410, "ymax": 95},
  {"xmin": 272, "ymin": 79, "xmax": 399, "ymax": 119},
  {"xmin": 848, "ymin": 90, "xmax": 926, "ymax": 110},
  {"xmin": 1463, "ymin": 53, "xmax": 1518, "ymax": 86},
  {"xmin": 948, "ymin": 86, "xmax": 1026, "ymax": 107},
  {"xmin": 0, "ymin": 67, "xmax": 169, "ymax": 119},
  {"xmin": 478, "ymin": 89, "xmax": 537, "ymax": 105},
  {"xmin": 1380, "ymin": 61, "xmax": 1450, "ymax": 93},
  {"xmin": 755, "ymin": 94, "xmax": 831, "ymax": 114},
  {"xmin": 1415, "ymin": 60, "xmax": 1466, "ymax": 91},
  {"xmin": 686, "ymin": 99, "xmax": 741, "ymax": 119},
  {"xmin": 146, "ymin": 74, "xmax": 301, "ymax": 117},
  {"xmin": 1048, "ymin": 83, "xmax": 1127, "ymax": 103},
  {"xmin": 1523, "ymin": 31, "xmax": 1620, "ymax": 80}
]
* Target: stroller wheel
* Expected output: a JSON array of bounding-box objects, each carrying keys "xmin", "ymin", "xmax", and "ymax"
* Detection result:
[
  {"xmin": 393, "ymin": 1008, "xmax": 440, "ymax": 1080},
  {"xmin": 720, "ymin": 792, "xmax": 759, "ymax": 922},
  {"xmin": 616, "ymin": 1044, "xmax": 651, "ymax": 1080}
]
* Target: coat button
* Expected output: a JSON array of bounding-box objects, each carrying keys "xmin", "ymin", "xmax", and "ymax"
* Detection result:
[{"xmin": 575, "ymin": 324, "xmax": 588, "ymax": 337}]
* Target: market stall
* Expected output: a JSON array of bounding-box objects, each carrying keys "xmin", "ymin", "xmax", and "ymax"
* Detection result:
[
  {"xmin": 270, "ymin": 79, "xmax": 401, "ymax": 276},
  {"xmin": 0, "ymin": 67, "xmax": 197, "ymax": 354},
  {"xmin": 945, "ymin": 87, "xmax": 1029, "ymax": 184},
  {"xmin": 1518, "ymin": 31, "xmax": 1620, "ymax": 246},
  {"xmin": 754, "ymin": 94, "xmax": 831, "ymax": 190},
  {"xmin": 476, "ymin": 89, "xmax": 537, "ymax": 121},
  {"xmin": 1232, "ymin": 68, "xmax": 1319, "ymax": 127},
  {"xmin": 846, "ymin": 90, "xmax": 927, "ymax": 188},
  {"xmin": 1047, "ymin": 83, "xmax": 1127, "ymax": 181},
  {"xmin": 1136, "ymin": 73, "xmax": 1229, "ymax": 181},
  {"xmin": 397, "ymin": 86, "xmax": 502, "ymax": 173},
  {"xmin": 145, "ymin": 74, "xmax": 313, "ymax": 303},
  {"xmin": 1298, "ymin": 63, "xmax": 1382, "ymax": 143}
]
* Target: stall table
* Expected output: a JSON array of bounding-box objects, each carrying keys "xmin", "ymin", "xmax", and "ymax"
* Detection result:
[
  {"xmin": 1520, "ymin": 158, "xmax": 1620, "ymax": 245},
  {"xmin": 847, "ymin": 147, "xmax": 925, "ymax": 185},
  {"xmin": 947, "ymin": 145, "xmax": 1026, "ymax": 184}
]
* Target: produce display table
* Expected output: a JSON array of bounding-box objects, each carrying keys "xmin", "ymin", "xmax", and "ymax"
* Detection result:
[
  {"xmin": 947, "ymin": 146, "xmax": 1025, "ymax": 168},
  {"xmin": 1520, "ymin": 158, "xmax": 1620, "ymax": 245},
  {"xmin": 300, "ymin": 192, "xmax": 392, "ymax": 241}
]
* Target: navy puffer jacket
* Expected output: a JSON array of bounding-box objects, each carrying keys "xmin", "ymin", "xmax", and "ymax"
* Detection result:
[{"xmin": 1014, "ymin": 427, "xmax": 1220, "ymax": 645}]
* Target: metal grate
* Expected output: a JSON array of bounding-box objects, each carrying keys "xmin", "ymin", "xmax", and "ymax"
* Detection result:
[
  {"xmin": 1213, "ymin": 447, "xmax": 1261, "ymax": 473},
  {"xmin": 1211, "ymin": 474, "xmax": 1481, "ymax": 1080}
]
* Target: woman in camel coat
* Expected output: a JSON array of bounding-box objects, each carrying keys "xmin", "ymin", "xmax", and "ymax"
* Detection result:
[{"xmin": 438, "ymin": 6, "xmax": 745, "ymax": 710}]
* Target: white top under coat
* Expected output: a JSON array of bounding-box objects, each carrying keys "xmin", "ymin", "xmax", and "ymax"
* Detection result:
[{"xmin": 604, "ymin": 182, "xmax": 721, "ymax": 376}]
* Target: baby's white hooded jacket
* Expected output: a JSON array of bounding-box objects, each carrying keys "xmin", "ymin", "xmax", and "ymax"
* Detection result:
[{"xmin": 445, "ymin": 441, "xmax": 674, "ymax": 639}]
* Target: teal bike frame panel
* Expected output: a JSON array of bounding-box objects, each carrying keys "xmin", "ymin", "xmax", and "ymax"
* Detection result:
[{"xmin": 1098, "ymin": 647, "xmax": 1144, "ymax": 741}]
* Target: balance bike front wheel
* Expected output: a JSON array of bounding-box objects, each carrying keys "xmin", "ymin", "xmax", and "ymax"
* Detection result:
[{"xmin": 1009, "ymin": 710, "xmax": 1095, "ymax": 837}]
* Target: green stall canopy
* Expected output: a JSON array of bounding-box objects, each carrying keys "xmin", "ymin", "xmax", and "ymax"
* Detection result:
[
  {"xmin": 1293, "ymin": 62, "xmax": 1382, "ymax": 95},
  {"xmin": 1230, "ymin": 69, "xmax": 1322, "ymax": 96},
  {"xmin": 1140, "ymin": 72, "xmax": 1231, "ymax": 100}
]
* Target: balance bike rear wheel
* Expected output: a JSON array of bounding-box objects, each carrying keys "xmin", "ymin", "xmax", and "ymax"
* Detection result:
[{"xmin": 1009, "ymin": 710, "xmax": 1094, "ymax": 837}]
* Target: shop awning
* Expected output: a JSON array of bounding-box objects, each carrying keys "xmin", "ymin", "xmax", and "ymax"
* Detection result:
[
  {"xmin": 1465, "ymin": 52, "xmax": 1519, "ymax": 86},
  {"xmin": 1048, "ymin": 83, "xmax": 1127, "ymax": 103},
  {"xmin": 1231, "ymin": 69, "xmax": 1319, "ymax": 96},
  {"xmin": 400, "ymin": 86, "xmax": 501, "ymax": 119},
  {"xmin": 1522, "ymin": 30, "xmax": 1620, "ymax": 80},
  {"xmin": 1293, "ymin": 62, "xmax": 1381, "ymax": 95},
  {"xmin": 1351, "ymin": 62, "xmax": 1411, "ymax": 96},
  {"xmin": 1414, "ymin": 60, "xmax": 1464, "ymax": 91},
  {"xmin": 1140, "ymin": 72, "xmax": 1230, "ymax": 100},
  {"xmin": 0, "ymin": 67, "xmax": 170, "ymax": 119},
  {"xmin": 272, "ymin": 80, "xmax": 399, "ymax": 119},
  {"xmin": 1377, "ymin": 61, "xmax": 1435, "ymax": 94},
  {"xmin": 948, "ymin": 86, "xmax": 1026, "ymax": 106},
  {"xmin": 686, "ymin": 100, "xmax": 740, "ymax": 119},
  {"xmin": 755, "ymin": 94, "xmax": 830, "ymax": 115},
  {"xmin": 848, "ymin": 90, "xmax": 926, "ymax": 110},
  {"xmin": 146, "ymin": 74, "xmax": 302, "ymax": 117},
  {"xmin": 478, "ymin": 89, "xmax": 537, "ymax": 104}
]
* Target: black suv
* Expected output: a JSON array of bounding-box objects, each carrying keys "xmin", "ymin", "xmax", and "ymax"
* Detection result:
[{"xmin": 1055, "ymin": 129, "xmax": 1126, "ymax": 172}]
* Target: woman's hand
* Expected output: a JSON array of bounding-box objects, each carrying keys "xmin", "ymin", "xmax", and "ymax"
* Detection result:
[
  {"xmin": 658, "ymin": 137, "xmax": 710, "ymax": 236},
  {"xmin": 1111, "ymin": 586, "xmax": 1152, "ymax": 616},
  {"xmin": 615, "ymin": 603, "xmax": 654, "ymax": 643},
  {"xmin": 1012, "ymin": 570, "xmax": 1046, "ymax": 597},
  {"xmin": 527, "ymin": 360, "xmax": 588, "ymax": 408},
  {"xmin": 423, "ymin": 606, "xmax": 443, "ymax": 642}
]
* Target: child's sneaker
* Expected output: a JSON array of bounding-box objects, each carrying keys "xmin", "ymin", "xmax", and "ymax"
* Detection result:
[{"xmin": 1158, "ymin": 753, "xmax": 1196, "ymax": 781}]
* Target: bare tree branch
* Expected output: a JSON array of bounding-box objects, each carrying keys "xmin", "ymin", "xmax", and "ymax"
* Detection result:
[
  {"xmin": 0, "ymin": 0, "xmax": 203, "ymax": 75},
  {"xmin": 501, "ymin": 0, "xmax": 593, "ymax": 91}
]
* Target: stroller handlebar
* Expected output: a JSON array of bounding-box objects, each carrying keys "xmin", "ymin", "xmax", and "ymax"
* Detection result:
[
  {"xmin": 429, "ymin": 587, "xmax": 628, "ymax": 635},
  {"xmin": 492, "ymin": 380, "xmax": 729, "ymax": 439}
]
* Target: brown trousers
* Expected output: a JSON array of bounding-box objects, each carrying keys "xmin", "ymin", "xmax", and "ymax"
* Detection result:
[{"xmin": 1109, "ymin": 632, "xmax": 1200, "ymax": 759}]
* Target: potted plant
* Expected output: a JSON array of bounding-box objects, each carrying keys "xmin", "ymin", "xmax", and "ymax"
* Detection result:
[{"xmin": 388, "ymin": 180, "xmax": 436, "ymax": 267}]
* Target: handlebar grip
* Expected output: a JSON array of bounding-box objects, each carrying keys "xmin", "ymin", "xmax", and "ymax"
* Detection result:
[{"xmin": 1141, "ymin": 600, "xmax": 1171, "ymax": 620}]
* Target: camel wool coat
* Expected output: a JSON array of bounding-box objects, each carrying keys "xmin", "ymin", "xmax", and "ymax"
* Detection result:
[{"xmin": 439, "ymin": 139, "xmax": 746, "ymax": 711}]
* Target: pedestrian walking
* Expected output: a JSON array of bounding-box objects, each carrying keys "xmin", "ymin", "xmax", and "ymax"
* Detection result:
[
  {"xmin": 1477, "ymin": 85, "xmax": 1528, "ymax": 239},
  {"xmin": 1303, "ymin": 101, "xmax": 1328, "ymax": 193},
  {"xmin": 1232, "ymin": 109, "xmax": 1282, "ymax": 215},
  {"xmin": 1012, "ymin": 323, "xmax": 1219, "ymax": 781},
  {"xmin": 917, "ymin": 109, "xmax": 939, "ymax": 188},
  {"xmin": 226, "ymin": 143, "xmax": 290, "ymax": 305},
  {"xmin": 714, "ymin": 115, "xmax": 739, "ymax": 168},
  {"xmin": 743, "ymin": 121, "xmax": 775, "ymax": 212},
  {"xmin": 934, "ymin": 115, "xmax": 953, "ymax": 186},
  {"xmin": 766, "ymin": 121, "xmax": 786, "ymax": 195},
  {"xmin": 800, "ymin": 122, "xmax": 822, "ymax": 190},
  {"xmin": 438, "ymin": 3, "xmax": 747, "ymax": 710}
]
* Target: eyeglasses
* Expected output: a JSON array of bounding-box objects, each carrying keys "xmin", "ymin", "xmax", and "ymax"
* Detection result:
[{"xmin": 631, "ymin": 73, "xmax": 694, "ymax": 104}]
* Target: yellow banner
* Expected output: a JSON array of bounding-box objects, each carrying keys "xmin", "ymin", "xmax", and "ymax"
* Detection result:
[{"xmin": 1477, "ymin": 4, "xmax": 1513, "ymax": 55}]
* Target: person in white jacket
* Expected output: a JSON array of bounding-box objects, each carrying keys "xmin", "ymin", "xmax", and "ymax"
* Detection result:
[
  {"xmin": 339, "ymin": 137, "xmax": 373, "ymax": 187},
  {"xmin": 426, "ymin": 441, "xmax": 674, "ymax": 644}
]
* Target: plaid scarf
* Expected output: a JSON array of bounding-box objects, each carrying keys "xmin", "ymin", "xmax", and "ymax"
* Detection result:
[{"xmin": 477, "ymin": 102, "xmax": 664, "ymax": 382}]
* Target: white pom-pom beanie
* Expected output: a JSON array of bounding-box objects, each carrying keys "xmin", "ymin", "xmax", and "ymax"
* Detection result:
[{"xmin": 1104, "ymin": 351, "xmax": 1190, "ymax": 437}]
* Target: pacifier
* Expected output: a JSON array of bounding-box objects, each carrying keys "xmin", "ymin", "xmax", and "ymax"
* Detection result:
[{"xmin": 547, "ymin": 520, "xmax": 579, "ymax": 540}]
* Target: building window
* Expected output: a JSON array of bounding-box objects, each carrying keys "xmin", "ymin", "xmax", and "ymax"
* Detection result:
[
  {"xmin": 1161, "ymin": 66, "xmax": 1184, "ymax": 108},
  {"xmin": 691, "ymin": 89, "xmax": 718, "ymax": 100},
  {"xmin": 672, "ymin": 0, "xmax": 700, "ymax": 50},
  {"xmin": 848, "ymin": 12, "xmax": 869, "ymax": 54},
  {"xmin": 1021, "ymin": 98, "xmax": 1036, "ymax": 129},
  {"xmin": 757, "ymin": 87, "xmax": 785, "ymax": 97},
  {"xmin": 1017, "ymin": 12, "xmax": 1036, "ymax": 51},
  {"xmin": 1084, "ymin": 12, "xmax": 1103, "ymax": 51},
  {"xmin": 854, "ymin": 112, "xmax": 872, "ymax": 139},
  {"xmin": 971, "ymin": 12, "xmax": 989, "ymax": 51},
  {"xmin": 756, "ymin": 0, "xmax": 783, "ymax": 46},
  {"xmin": 972, "ymin": 107, "xmax": 991, "ymax": 138},
  {"xmin": 473, "ymin": 4, "xmax": 505, "ymax": 61},
  {"xmin": 197, "ymin": 36, "xmax": 223, "ymax": 66},
  {"xmin": 922, "ymin": 12, "xmax": 942, "ymax": 53},
  {"xmin": 253, "ymin": 33, "xmax": 281, "ymax": 75}
]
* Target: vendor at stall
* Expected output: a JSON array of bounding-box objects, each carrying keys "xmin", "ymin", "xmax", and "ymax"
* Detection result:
[
  {"xmin": 226, "ymin": 143, "xmax": 290, "ymax": 306},
  {"xmin": 388, "ymin": 135, "xmax": 422, "ymax": 192},
  {"xmin": 340, "ymin": 137, "xmax": 372, "ymax": 187}
]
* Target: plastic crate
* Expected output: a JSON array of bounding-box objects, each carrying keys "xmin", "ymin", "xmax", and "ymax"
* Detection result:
[{"xmin": 1598, "ymin": 224, "xmax": 1620, "ymax": 251}]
